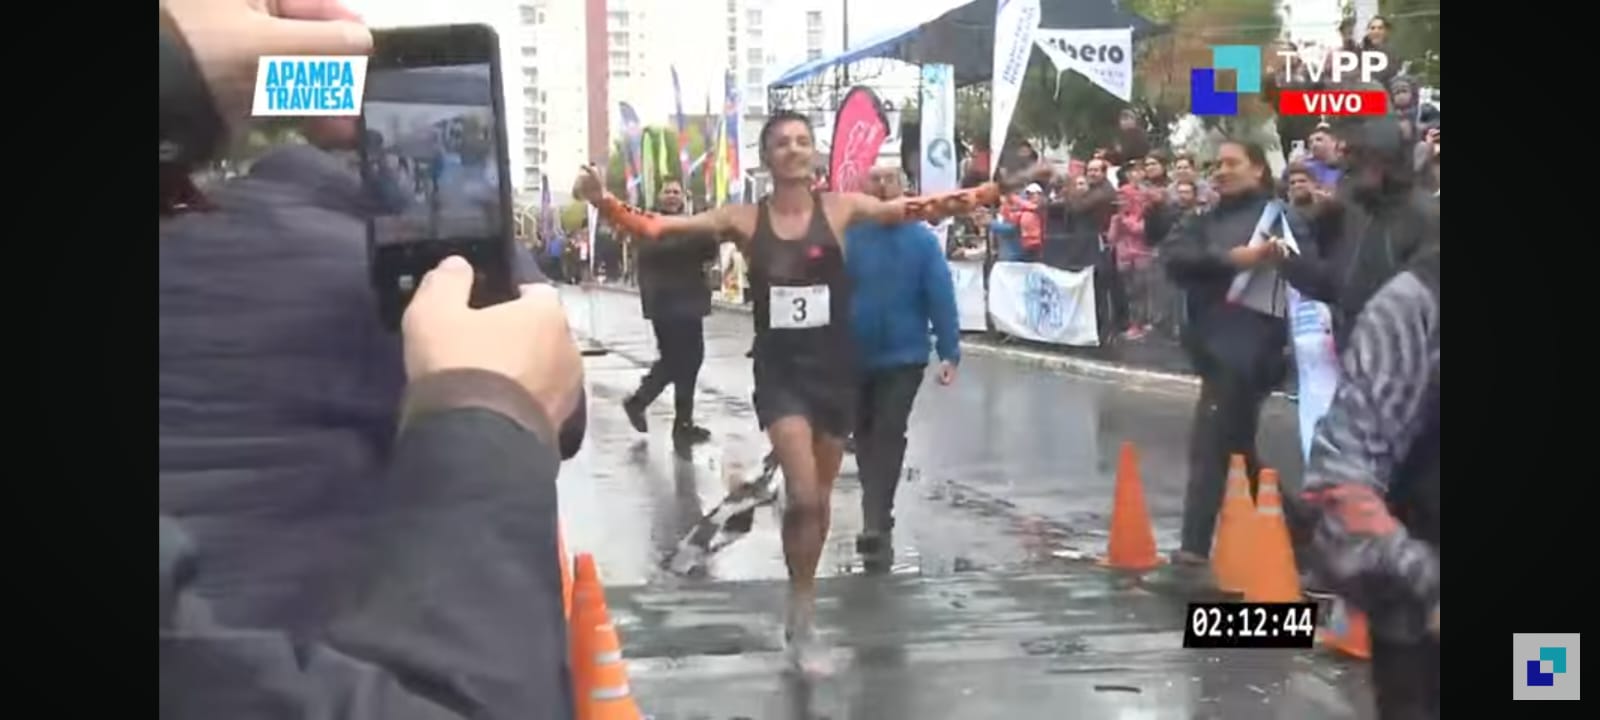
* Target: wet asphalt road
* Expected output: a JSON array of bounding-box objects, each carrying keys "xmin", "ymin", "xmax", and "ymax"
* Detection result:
[{"xmin": 555, "ymin": 286, "xmax": 1374, "ymax": 720}]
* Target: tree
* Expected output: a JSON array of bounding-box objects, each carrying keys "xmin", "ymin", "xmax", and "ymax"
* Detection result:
[
  {"xmin": 559, "ymin": 201, "xmax": 588, "ymax": 233},
  {"xmin": 605, "ymin": 124, "xmax": 714, "ymax": 208},
  {"xmin": 900, "ymin": 85, "xmax": 993, "ymax": 153},
  {"xmin": 1381, "ymin": 0, "xmax": 1440, "ymax": 87},
  {"xmin": 1128, "ymin": 0, "xmax": 1283, "ymax": 136}
]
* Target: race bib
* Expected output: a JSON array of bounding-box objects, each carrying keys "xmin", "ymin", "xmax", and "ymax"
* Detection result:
[{"xmin": 768, "ymin": 285, "xmax": 830, "ymax": 329}]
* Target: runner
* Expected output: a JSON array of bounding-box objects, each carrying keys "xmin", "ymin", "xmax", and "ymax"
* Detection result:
[{"xmin": 574, "ymin": 110, "xmax": 996, "ymax": 676}]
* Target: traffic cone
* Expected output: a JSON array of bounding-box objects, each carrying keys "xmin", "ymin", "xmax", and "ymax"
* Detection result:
[
  {"xmin": 569, "ymin": 553, "xmax": 602, "ymax": 720},
  {"xmin": 1242, "ymin": 469, "xmax": 1303, "ymax": 602},
  {"xmin": 1210, "ymin": 454, "xmax": 1256, "ymax": 594},
  {"xmin": 1318, "ymin": 596, "xmax": 1372, "ymax": 660},
  {"xmin": 569, "ymin": 554, "xmax": 642, "ymax": 720},
  {"xmin": 1099, "ymin": 441, "xmax": 1162, "ymax": 571},
  {"xmin": 586, "ymin": 618, "xmax": 642, "ymax": 719}
]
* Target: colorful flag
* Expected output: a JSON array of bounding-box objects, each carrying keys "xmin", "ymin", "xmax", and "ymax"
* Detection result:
[
  {"xmin": 619, "ymin": 102, "xmax": 644, "ymax": 205},
  {"xmin": 723, "ymin": 70, "xmax": 742, "ymax": 199},
  {"xmin": 714, "ymin": 125, "xmax": 728, "ymax": 206},
  {"xmin": 641, "ymin": 130, "xmax": 658, "ymax": 205},
  {"xmin": 703, "ymin": 92, "xmax": 717, "ymax": 206},
  {"xmin": 670, "ymin": 66, "xmax": 690, "ymax": 183}
]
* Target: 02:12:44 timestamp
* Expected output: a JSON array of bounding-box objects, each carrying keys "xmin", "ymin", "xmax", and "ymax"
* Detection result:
[{"xmin": 1182, "ymin": 602, "xmax": 1319, "ymax": 649}]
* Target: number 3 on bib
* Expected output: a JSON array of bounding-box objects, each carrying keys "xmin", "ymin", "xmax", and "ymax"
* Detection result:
[{"xmin": 769, "ymin": 285, "xmax": 830, "ymax": 330}]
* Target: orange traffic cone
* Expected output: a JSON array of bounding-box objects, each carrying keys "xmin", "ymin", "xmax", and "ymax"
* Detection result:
[
  {"xmin": 1100, "ymin": 441, "xmax": 1162, "ymax": 571},
  {"xmin": 586, "ymin": 618, "xmax": 642, "ymax": 719},
  {"xmin": 1318, "ymin": 596, "xmax": 1372, "ymax": 660},
  {"xmin": 558, "ymin": 527, "xmax": 574, "ymax": 621},
  {"xmin": 569, "ymin": 553, "xmax": 602, "ymax": 720},
  {"xmin": 569, "ymin": 554, "xmax": 642, "ymax": 720},
  {"xmin": 1210, "ymin": 454, "xmax": 1256, "ymax": 594},
  {"xmin": 1242, "ymin": 469, "xmax": 1303, "ymax": 602}
]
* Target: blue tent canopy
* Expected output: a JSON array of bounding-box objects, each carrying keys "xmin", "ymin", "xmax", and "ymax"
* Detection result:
[{"xmin": 768, "ymin": 0, "xmax": 1160, "ymax": 89}]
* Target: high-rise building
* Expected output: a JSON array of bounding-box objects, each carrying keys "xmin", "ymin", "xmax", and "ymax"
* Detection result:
[
  {"xmin": 518, "ymin": 0, "xmax": 590, "ymax": 200},
  {"xmin": 735, "ymin": 0, "xmax": 844, "ymax": 179}
]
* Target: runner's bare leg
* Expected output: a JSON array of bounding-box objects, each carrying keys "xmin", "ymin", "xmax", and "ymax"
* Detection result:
[
  {"xmin": 771, "ymin": 416, "xmax": 822, "ymax": 600},
  {"xmin": 769, "ymin": 415, "xmax": 836, "ymax": 674}
]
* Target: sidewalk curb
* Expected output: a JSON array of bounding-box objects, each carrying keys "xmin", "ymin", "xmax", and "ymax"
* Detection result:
[{"xmin": 582, "ymin": 283, "xmax": 1206, "ymax": 394}]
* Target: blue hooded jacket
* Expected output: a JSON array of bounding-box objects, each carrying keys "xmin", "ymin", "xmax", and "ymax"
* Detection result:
[{"xmin": 845, "ymin": 221, "xmax": 961, "ymax": 371}]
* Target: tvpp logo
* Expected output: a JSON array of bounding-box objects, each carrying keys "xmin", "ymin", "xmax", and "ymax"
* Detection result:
[
  {"xmin": 1514, "ymin": 633, "xmax": 1581, "ymax": 701},
  {"xmin": 1190, "ymin": 45, "xmax": 1260, "ymax": 116}
]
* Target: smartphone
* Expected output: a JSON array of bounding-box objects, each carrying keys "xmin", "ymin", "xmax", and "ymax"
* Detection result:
[{"xmin": 360, "ymin": 24, "xmax": 516, "ymax": 330}]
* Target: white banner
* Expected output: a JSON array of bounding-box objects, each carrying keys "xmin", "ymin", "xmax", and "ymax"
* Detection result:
[
  {"xmin": 949, "ymin": 259, "xmax": 988, "ymax": 332},
  {"xmin": 919, "ymin": 64, "xmax": 958, "ymax": 194},
  {"xmin": 989, "ymin": 0, "xmax": 1042, "ymax": 177},
  {"xmin": 987, "ymin": 261, "xmax": 1099, "ymax": 346},
  {"xmin": 1034, "ymin": 28, "xmax": 1134, "ymax": 102}
]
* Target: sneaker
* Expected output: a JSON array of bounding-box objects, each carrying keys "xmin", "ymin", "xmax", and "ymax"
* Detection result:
[
  {"xmin": 856, "ymin": 530, "xmax": 894, "ymax": 574},
  {"xmin": 621, "ymin": 396, "xmax": 648, "ymax": 433},
  {"xmin": 783, "ymin": 622, "xmax": 834, "ymax": 677},
  {"xmin": 672, "ymin": 420, "xmax": 711, "ymax": 445},
  {"xmin": 1121, "ymin": 326, "xmax": 1148, "ymax": 341}
]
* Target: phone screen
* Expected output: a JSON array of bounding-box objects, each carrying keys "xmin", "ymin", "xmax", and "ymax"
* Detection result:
[
  {"xmin": 361, "ymin": 25, "xmax": 516, "ymax": 329},
  {"xmin": 364, "ymin": 64, "xmax": 503, "ymax": 245}
]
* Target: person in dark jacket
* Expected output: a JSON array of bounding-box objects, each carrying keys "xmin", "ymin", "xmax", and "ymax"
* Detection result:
[
  {"xmin": 160, "ymin": 3, "xmax": 585, "ymax": 717},
  {"xmin": 162, "ymin": 261, "xmax": 585, "ymax": 720},
  {"xmin": 623, "ymin": 178, "xmax": 716, "ymax": 444},
  {"xmin": 845, "ymin": 166, "xmax": 962, "ymax": 571},
  {"xmin": 1299, "ymin": 246, "xmax": 1440, "ymax": 719},
  {"xmin": 1162, "ymin": 140, "xmax": 1309, "ymax": 565},
  {"xmin": 1278, "ymin": 117, "xmax": 1438, "ymax": 349},
  {"xmin": 161, "ymin": 127, "xmax": 407, "ymax": 633},
  {"xmin": 1064, "ymin": 159, "xmax": 1120, "ymax": 336}
]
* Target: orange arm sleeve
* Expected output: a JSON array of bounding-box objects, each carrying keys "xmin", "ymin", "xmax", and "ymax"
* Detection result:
[
  {"xmin": 902, "ymin": 183, "xmax": 1002, "ymax": 224},
  {"xmin": 596, "ymin": 195, "xmax": 666, "ymax": 240}
]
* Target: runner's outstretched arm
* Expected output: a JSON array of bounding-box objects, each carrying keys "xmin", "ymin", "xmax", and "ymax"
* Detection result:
[
  {"xmin": 575, "ymin": 165, "xmax": 736, "ymax": 245},
  {"xmin": 843, "ymin": 183, "xmax": 1001, "ymax": 226}
]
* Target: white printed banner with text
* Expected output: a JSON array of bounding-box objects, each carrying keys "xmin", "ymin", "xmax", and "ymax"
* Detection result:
[
  {"xmin": 989, "ymin": 0, "xmax": 1042, "ymax": 177},
  {"xmin": 987, "ymin": 262, "xmax": 1099, "ymax": 347},
  {"xmin": 1034, "ymin": 28, "xmax": 1134, "ymax": 102}
]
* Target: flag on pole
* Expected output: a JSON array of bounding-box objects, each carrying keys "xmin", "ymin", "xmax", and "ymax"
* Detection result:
[
  {"xmin": 670, "ymin": 66, "xmax": 691, "ymax": 183},
  {"xmin": 989, "ymin": 0, "xmax": 1041, "ymax": 178},
  {"xmin": 539, "ymin": 173, "xmax": 554, "ymax": 240},
  {"xmin": 619, "ymin": 102, "xmax": 644, "ymax": 205},
  {"xmin": 703, "ymin": 92, "xmax": 717, "ymax": 206},
  {"xmin": 723, "ymin": 71, "xmax": 742, "ymax": 200},
  {"xmin": 641, "ymin": 130, "xmax": 658, "ymax": 205}
]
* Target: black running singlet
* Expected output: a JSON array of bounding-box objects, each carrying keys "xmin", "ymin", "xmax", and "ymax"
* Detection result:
[{"xmin": 752, "ymin": 191, "xmax": 864, "ymax": 374}]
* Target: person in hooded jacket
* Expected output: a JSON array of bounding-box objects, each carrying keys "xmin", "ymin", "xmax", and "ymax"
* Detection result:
[
  {"xmin": 160, "ymin": 2, "xmax": 586, "ymax": 716},
  {"xmin": 1299, "ymin": 245, "xmax": 1441, "ymax": 719},
  {"xmin": 1162, "ymin": 140, "xmax": 1318, "ymax": 566},
  {"xmin": 1278, "ymin": 117, "xmax": 1438, "ymax": 350}
]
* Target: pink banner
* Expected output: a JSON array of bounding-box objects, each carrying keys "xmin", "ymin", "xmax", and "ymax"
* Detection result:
[{"xmin": 828, "ymin": 86, "xmax": 889, "ymax": 194}]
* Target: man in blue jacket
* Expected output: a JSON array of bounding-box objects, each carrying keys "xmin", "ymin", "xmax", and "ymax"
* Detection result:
[{"xmin": 846, "ymin": 166, "xmax": 962, "ymax": 572}]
